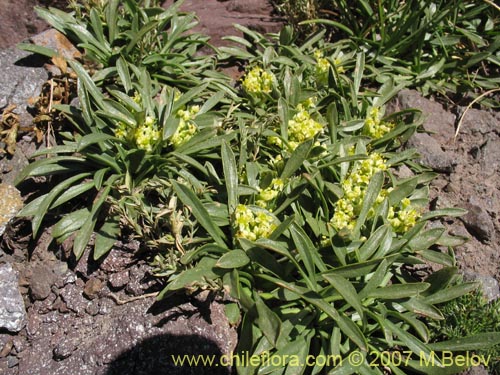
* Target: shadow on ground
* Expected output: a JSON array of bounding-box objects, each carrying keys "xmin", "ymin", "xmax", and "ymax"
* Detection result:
[{"xmin": 105, "ymin": 333, "xmax": 231, "ymax": 375}]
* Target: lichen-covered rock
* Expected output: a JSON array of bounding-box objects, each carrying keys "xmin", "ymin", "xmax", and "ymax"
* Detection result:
[
  {"xmin": 0, "ymin": 184, "xmax": 23, "ymax": 237},
  {"xmin": 0, "ymin": 263, "xmax": 26, "ymax": 332}
]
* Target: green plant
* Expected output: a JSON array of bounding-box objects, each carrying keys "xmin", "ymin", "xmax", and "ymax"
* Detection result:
[
  {"xmin": 14, "ymin": 2, "xmax": 500, "ymax": 373},
  {"xmin": 428, "ymin": 287, "xmax": 500, "ymax": 374},
  {"xmin": 274, "ymin": 0, "xmax": 500, "ymax": 104},
  {"xmin": 15, "ymin": 58, "xmax": 230, "ymax": 260},
  {"xmin": 157, "ymin": 26, "xmax": 500, "ymax": 374},
  {"xmin": 19, "ymin": 0, "xmax": 228, "ymax": 91}
]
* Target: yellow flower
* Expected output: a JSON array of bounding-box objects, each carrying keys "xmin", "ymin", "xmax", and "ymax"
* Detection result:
[
  {"xmin": 134, "ymin": 116, "xmax": 160, "ymax": 152},
  {"xmin": 256, "ymin": 178, "xmax": 284, "ymax": 208},
  {"xmin": 331, "ymin": 153, "xmax": 389, "ymax": 232},
  {"xmin": 364, "ymin": 107, "xmax": 395, "ymax": 139},
  {"xmin": 234, "ymin": 205, "xmax": 276, "ymax": 240},
  {"xmin": 242, "ymin": 66, "xmax": 275, "ymax": 95},
  {"xmin": 287, "ymin": 105, "xmax": 323, "ymax": 151},
  {"xmin": 171, "ymin": 105, "xmax": 199, "ymax": 147}
]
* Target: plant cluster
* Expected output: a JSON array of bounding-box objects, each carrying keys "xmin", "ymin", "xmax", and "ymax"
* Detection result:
[
  {"xmin": 428, "ymin": 287, "xmax": 500, "ymax": 374},
  {"xmin": 14, "ymin": 1, "xmax": 500, "ymax": 374},
  {"xmin": 274, "ymin": 0, "xmax": 500, "ymax": 104}
]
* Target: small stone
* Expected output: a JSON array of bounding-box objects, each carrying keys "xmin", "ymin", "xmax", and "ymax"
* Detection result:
[
  {"xmin": 59, "ymin": 283, "xmax": 88, "ymax": 315},
  {"xmin": 461, "ymin": 203, "xmax": 494, "ymax": 243},
  {"xmin": 12, "ymin": 337, "xmax": 26, "ymax": 354},
  {"xmin": 83, "ymin": 277, "xmax": 103, "ymax": 300},
  {"xmin": 407, "ymin": 133, "xmax": 456, "ymax": 173},
  {"xmin": 29, "ymin": 29, "xmax": 82, "ymax": 61},
  {"xmin": 53, "ymin": 340, "xmax": 76, "ymax": 361},
  {"xmin": 0, "ymin": 263, "xmax": 26, "ymax": 333},
  {"xmin": 463, "ymin": 272, "xmax": 500, "ymax": 302},
  {"xmin": 7, "ymin": 355, "xmax": 18, "ymax": 368},
  {"xmin": 85, "ymin": 299, "xmax": 100, "ymax": 316},
  {"xmin": 108, "ymin": 270, "xmax": 130, "ymax": 290},
  {"xmin": 29, "ymin": 264, "xmax": 56, "ymax": 301},
  {"xmin": 0, "ymin": 340, "xmax": 13, "ymax": 358},
  {"xmin": 0, "ymin": 184, "xmax": 23, "ymax": 237}
]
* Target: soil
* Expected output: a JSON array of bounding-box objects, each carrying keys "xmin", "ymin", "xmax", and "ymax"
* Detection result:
[{"xmin": 0, "ymin": 1, "xmax": 498, "ymax": 375}]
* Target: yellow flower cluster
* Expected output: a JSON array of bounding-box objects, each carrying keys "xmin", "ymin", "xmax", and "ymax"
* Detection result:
[
  {"xmin": 134, "ymin": 116, "xmax": 160, "ymax": 152},
  {"xmin": 256, "ymin": 178, "xmax": 284, "ymax": 208},
  {"xmin": 364, "ymin": 107, "xmax": 395, "ymax": 139},
  {"xmin": 314, "ymin": 50, "xmax": 330, "ymax": 77},
  {"xmin": 113, "ymin": 93, "xmax": 160, "ymax": 152},
  {"xmin": 242, "ymin": 66, "xmax": 275, "ymax": 95},
  {"xmin": 331, "ymin": 153, "xmax": 388, "ymax": 232},
  {"xmin": 388, "ymin": 198, "xmax": 421, "ymax": 233},
  {"xmin": 234, "ymin": 205, "xmax": 277, "ymax": 241},
  {"xmin": 314, "ymin": 50, "xmax": 345, "ymax": 79},
  {"xmin": 171, "ymin": 105, "xmax": 200, "ymax": 147},
  {"xmin": 114, "ymin": 117, "xmax": 160, "ymax": 152},
  {"xmin": 288, "ymin": 104, "xmax": 323, "ymax": 151}
]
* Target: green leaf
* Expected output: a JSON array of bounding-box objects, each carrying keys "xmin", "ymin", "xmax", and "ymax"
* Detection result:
[
  {"xmin": 254, "ymin": 292, "xmax": 281, "ymax": 347},
  {"xmin": 323, "ymin": 273, "xmax": 364, "ymax": 320},
  {"xmin": 424, "ymin": 282, "xmax": 479, "ymax": 305},
  {"xmin": 94, "ymin": 216, "xmax": 120, "ymax": 260},
  {"xmin": 77, "ymin": 133, "xmax": 116, "ymax": 152},
  {"xmin": 224, "ymin": 302, "xmax": 241, "ymax": 326},
  {"xmin": 408, "ymin": 228, "xmax": 445, "ymax": 251},
  {"xmin": 17, "ymin": 43, "xmax": 58, "ymax": 58},
  {"xmin": 31, "ymin": 173, "xmax": 90, "ymax": 237},
  {"xmin": 384, "ymin": 319, "xmax": 437, "ymax": 366},
  {"xmin": 171, "ymin": 180, "xmax": 227, "ymax": 248},
  {"xmin": 353, "ymin": 171, "xmax": 384, "ymax": 236},
  {"xmin": 358, "ymin": 225, "xmax": 391, "ymax": 261},
  {"xmin": 429, "ymin": 332, "xmax": 500, "ymax": 351},
  {"xmin": 68, "ymin": 60, "xmax": 104, "ymax": 103},
  {"xmin": 367, "ymin": 283, "xmax": 430, "ymax": 300},
  {"xmin": 116, "ymin": 56, "xmax": 133, "ymax": 93},
  {"xmin": 222, "ymin": 141, "xmax": 238, "ymax": 215},
  {"xmin": 216, "ymin": 250, "xmax": 250, "ymax": 269},
  {"xmin": 73, "ymin": 185, "xmax": 111, "ymax": 259},
  {"xmin": 52, "ymin": 208, "xmax": 89, "ymax": 239},
  {"xmin": 180, "ymin": 244, "xmax": 228, "ymax": 265},
  {"xmin": 160, "ymin": 257, "xmax": 219, "ymax": 296},
  {"xmin": 281, "ymin": 139, "xmax": 313, "ymax": 180}
]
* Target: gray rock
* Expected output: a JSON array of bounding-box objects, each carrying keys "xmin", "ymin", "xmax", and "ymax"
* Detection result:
[
  {"xmin": 461, "ymin": 203, "xmax": 494, "ymax": 243},
  {"xmin": 0, "ymin": 263, "xmax": 26, "ymax": 332},
  {"xmin": 463, "ymin": 272, "xmax": 500, "ymax": 302},
  {"xmin": 394, "ymin": 89, "xmax": 456, "ymax": 142},
  {"xmin": 480, "ymin": 139, "xmax": 500, "ymax": 177},
  {"xmin": 462, "ymin": 365, "xmax": 489, "ymax": 375},
  {"xmin": 407, "ymin": 132, "xmax": 456, "ymax": 173},
  {"xmin": 458, "ymin": 108, "xmax": 499, "ymax": 135},
  {"xmin": 108, "ymin": 270, "xmax": 130, "ymax": 289},
  {"xmin": 0, "ymin": 48, "xmax": 48, "ymax": 128}
]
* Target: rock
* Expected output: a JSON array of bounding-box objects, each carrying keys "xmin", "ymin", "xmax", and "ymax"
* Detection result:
[
  {"xmin": 461, "ymin": 203, "xmax": 494, "ymax": 243},
  {"xmin": 227, "ymin": 0, "xmax": 271, "ymax": 13},
  {"xmin": 479, "ymin": 139, "xmax": 500, "ymax": 177},
  {"xmin": 0, "ymin": 48, "xmax": 48, "ymax": 128},
  {"xmin": 463, "ymin": 272, "xmax": 500, "ymax": 302},
  {"xmin": 407, "ymin": 132, "xmax": 456, "ymax": 173},
  {"xmin": 83, "ymin": 277, "xmax": 103, "ymax": 300},
  {"xmin": 462, "ymin": 365, "xmax": 489, "ymax": 375},
  {"xmin": 108, "ymin": 270, "xmax": 130, "ymax": 289},
  {"xmin": 458, "ymin": 108, "xmax": 499, "ymax": 135},
  {"xmin": 59, "ymin": 283, "xmax": 88, "ymax": 315},
  {"xmin": 29, "ymin": 264, "xmax": 57, "ymax": 301},
  {"xmin": 29, "ymin": 29, "xmax": 82, "ymax": 61},
  {"xmin": 393, "ymin": 89, "xmax": 456, "ymax": 142},
  {"xmin": 53, "ymin": 339, "xmax": 77, "ymax": 361},
  {"xmin": 0, "ymin": 184, "xmax": 23, "ymax": 237},
  {"xmin": 0, "ymin": 263, "xmax": 26, "ymax": 333}
]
